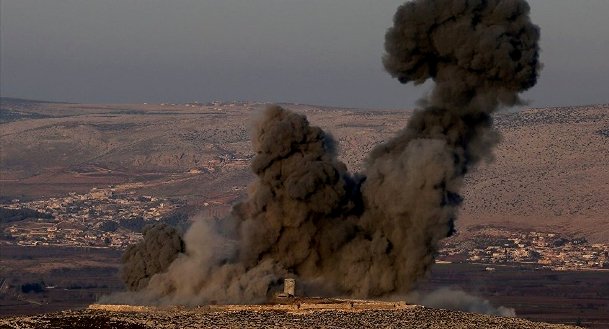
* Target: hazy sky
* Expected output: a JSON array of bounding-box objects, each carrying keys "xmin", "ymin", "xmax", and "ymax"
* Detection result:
[{"xmin": 1, "ymin": 0, "xmax": 608, "ymax": 109}]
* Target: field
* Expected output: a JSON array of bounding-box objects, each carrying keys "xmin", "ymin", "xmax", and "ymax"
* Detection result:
[
  {"xmin": 418, "ymin": 263, "xmax": 609, "ymax": 328},
  {"xmin": 1, "ymin": 245, "xmax": 608, "ymax": 327},
  {"xmin": 0, "ymin": 246, "xmax": 123, "ymax": 316}
]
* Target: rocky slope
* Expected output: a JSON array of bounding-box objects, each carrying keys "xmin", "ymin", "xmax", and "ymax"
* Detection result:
[{"xmin": 0, "ymin": 305, "xmax": 581, "ymax": 329}]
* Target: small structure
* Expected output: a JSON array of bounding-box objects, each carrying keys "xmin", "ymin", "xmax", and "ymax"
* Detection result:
[
  {"xmin": 283, "ymin": 278, "xmax": 295, "ymax": 297},
  {"xmin": 276, "ymin": 278, "xmax": 296, "ymax": 298}
]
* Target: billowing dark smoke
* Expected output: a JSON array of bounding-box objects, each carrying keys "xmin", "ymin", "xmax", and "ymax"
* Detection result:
[
  {"xmin": 120, "ymin": 223, "xmax": 185, "ymax": 291},
  {"xmin": 111, "ymin": 0, "xmax": 539, "ymax": 305},
  {"xmin": 111, "ymin": 107, "xmax": 360, "ymax": 304},
  {"xmin": 360, "ymin": 0, "xmax": 540, "ymax": 293}
]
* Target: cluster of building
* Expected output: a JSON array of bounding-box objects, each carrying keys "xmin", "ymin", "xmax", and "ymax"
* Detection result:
[
  {"xmin": 2, "ymin": 188, "xmax": 608, "ymax": 272},
  {"xmin": 0, "ymin": 188, "xmax": 180, "ymax": 249},
  {"xmin": 439, "ymin": 230, "xmax": 609, "ymax": 270}
]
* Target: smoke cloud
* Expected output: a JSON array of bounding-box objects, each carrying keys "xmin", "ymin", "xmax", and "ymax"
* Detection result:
[
  {"xmin": 120, "ymin": 223, "xmax": 185, "ymax": 291},
  {"xmin": 110, "ymin": 0, "xmax": 540, "ymax": 305}
]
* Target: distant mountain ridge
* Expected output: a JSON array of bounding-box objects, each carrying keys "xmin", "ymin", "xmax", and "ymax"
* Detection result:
[
  {"xmin": 0, "ymin": 97, "xmax": 70, "ymax": 105},
  {"xmin": 1, "ymin": 100, "xmax": 608, "ymax": 243}
]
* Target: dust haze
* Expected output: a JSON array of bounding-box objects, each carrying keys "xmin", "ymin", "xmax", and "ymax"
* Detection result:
[
  {"xmin": 105, "ymin": 0, "xmax": 540, "ymax": 306},
  {"xmin": 407, "ymin": 288, "xmax": 516, "ymax": 317}
]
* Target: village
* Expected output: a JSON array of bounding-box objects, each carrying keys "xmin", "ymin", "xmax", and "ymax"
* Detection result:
[
  {"xmin": 1, "ymin": 187, "xmax": 609, "ymax": 271},
  {"xmin": 0, "ymin": 187, "xmax": 181, "ymax": 249},
  {"xmin": 438, "ymin": 230, "xmax": 609, "ymax": 271}
]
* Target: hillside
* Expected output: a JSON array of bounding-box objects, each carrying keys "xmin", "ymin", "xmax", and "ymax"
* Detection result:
[
  {"xmin": 1, "ymin": 99, "xmax": 608, "ymax": 242},
  {"xmin": 461, "ymin": 105, "xmax": 609, "ymax": 243}
]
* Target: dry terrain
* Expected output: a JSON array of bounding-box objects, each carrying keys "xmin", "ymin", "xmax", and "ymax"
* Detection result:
[
  {"xmin": 1, "ymin": 98, "xmax": 608, "ymax": 242},
  {"xmin": 0, "ymin": 303, "xmax": 581, "ymax": 329},
  {"xmin": 461, "ymin": 105, "xmax": 609, "ymax": 244}
]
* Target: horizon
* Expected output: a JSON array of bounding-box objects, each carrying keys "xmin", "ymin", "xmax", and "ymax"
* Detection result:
[
  {"xmin": 2, "ymin": 0, "xmax": 609, "ymax": 109},
  {"xmin": 2, "ymin": 96, "xmax": 608, "ymax": 113}
]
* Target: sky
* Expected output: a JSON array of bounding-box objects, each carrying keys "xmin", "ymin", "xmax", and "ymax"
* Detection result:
[{"xmin": 1, "ymin": 0, "xmax": 608, "ymax": 109}]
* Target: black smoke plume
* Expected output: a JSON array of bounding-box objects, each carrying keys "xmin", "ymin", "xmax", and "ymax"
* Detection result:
[
  {"xmin": 111, "ymin": 0, "xmax": 540, "ymax": 305},
  {"xmin": 120, "ymin": 223, "xmax": 185, "ymax": 291}
]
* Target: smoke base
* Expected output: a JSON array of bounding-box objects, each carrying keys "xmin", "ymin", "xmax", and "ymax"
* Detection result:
[{"xmin": 408, "ymin": 288, "xmax": 516, "ymax": 317}]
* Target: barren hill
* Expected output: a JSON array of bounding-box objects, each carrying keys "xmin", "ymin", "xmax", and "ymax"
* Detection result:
[
  {"xmin": 1, "ymin": 99, "xmax": 608, "ymax": 242},
  {"xmin": 460, "ymin": 105, "xmax": 609, "ymax": 243}
]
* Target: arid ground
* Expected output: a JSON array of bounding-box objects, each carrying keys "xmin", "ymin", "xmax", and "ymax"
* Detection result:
[
  {"xmin": 0, "ymin": 302, "xmax": 581, "ymax": 329},
  {"xmin": 2, "ymin": 99, "xmax": 607, "ymax": 242}
]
